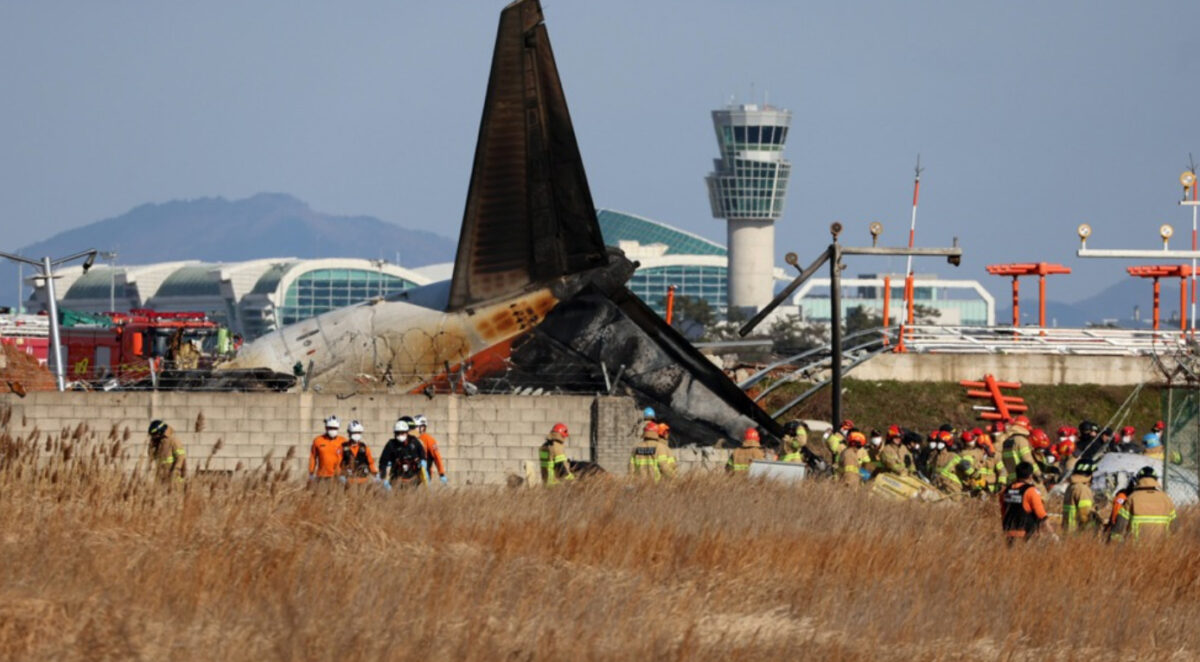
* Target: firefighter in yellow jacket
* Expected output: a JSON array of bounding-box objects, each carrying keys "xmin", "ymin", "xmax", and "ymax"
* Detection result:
[
  {"xmin": 727, "ymin": 428, "xmax": 767, "ymax": 474},
  {"xmin": 837, "ymin": 430, "xmax": 870, "ymax": 486},
  {"xmin": 538, "ymin": 423, "xmax": 575, "ymax": 487},
  {"xmin": 630, "ymin": 421, "xmax": 677, "ymax": 482},
  {"xmin": 779, "ymin": 420, "xmax": 808, "ymax": 463},
  {"xmin": 1062, "ymin": 461, "xmax": 1098, "ymax": 534},
  {"xmin": 878, "ymin": 425, "xmax": 910, "ymax": 476},
  {"xmin": 1110, "ymin": 466, "xmax": 1178, "ymax": 542},
  {"xmin": 1001, "ymin": 416, "xmax": 1041, "ymax": 484},
  {"xmin": 147, "ymin": 419, "xmax": 186, "ymax": 482}
]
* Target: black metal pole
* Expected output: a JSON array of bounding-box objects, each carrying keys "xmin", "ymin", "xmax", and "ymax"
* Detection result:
[{"xmin": 830, "ymin": 243, "xmax": 843, "ymax": 427}]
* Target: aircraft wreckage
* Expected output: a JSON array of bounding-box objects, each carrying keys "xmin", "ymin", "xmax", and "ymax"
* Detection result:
[{"xmin": 223, "ymin": 0, "xmax": 782, "ymax": 445}]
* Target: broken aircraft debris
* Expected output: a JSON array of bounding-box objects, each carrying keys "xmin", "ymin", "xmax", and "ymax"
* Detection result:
[{"xmin": 222, "ymin": 0, "xmax": 782, "ymax": 445}]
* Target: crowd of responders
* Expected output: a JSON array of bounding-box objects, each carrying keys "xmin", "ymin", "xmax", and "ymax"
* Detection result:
[{"xmin": 143, "ymin": 404, "xmax": 1181, "ymax": 542}]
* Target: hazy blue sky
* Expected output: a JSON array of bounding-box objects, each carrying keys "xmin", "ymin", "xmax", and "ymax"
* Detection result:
[{"xmin": 3, "ymin": 1, "xmax": 1200, "ymax": 302}]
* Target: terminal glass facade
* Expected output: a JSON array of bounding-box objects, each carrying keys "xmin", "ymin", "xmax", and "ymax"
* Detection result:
[
  {"xmin": 278, "ymin": 269, "xmax": 418, "ymax": 326},
  {"xmin": 628, "ymin": 265, "xmax": 728, "ymax": 317}
]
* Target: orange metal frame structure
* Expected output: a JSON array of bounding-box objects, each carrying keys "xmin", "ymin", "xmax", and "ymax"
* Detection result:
[
  {"xmin": 960, "ymin": 374, "xmax": 1026, "ymax": 421},
  {"xmin": 1126, "ymin": 265, "xmax": 1192, "ymax": 334},
  {"xmin": 985, "ymin": 263, "xmax": 1071, "ymax": 329}
]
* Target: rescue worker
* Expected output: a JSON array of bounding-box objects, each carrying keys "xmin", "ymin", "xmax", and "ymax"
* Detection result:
[
  {"xmin": 727, "ymin": 427, "xmax": 768, "ymax": 475},
  {"xmin": 1001, "ymin": 416, "xmax": 1041, "ymax": 484},
  {"xmin": 1029, "ymin": 428, "xmax": 1060, "ymax": 484},
  {"xmin": 309, "ymin": 415, "xmax": 346, "ymax": 481},
  {"xmin": 631, "ymin": 421, "xmax": 678, "ymax": 482},
  {"xmin": 1000, "ymin": 462, "xmax": 1053, "ymax": 545},
  {"xmin": 779, "ymin": 420, "xmax": 808, "ymax": 463},
  {"xmin": 538, "ymin": 423, "xmax": 575, "ymax": 487},
  {"xmin": 977, "ymin": 432, "xmax": 1004, "ymax": 493},
  {"xmin": 413, "ymin": 415, "xmax": 448, "ymax": 484},
  {"xmin": 1110, "ymin": 466, "xmax": 1178, "ymax": 542},
  {"xmin": 1106, "ymin": 477, "xmax": 1137, "ymax": 539},
  {"xmin": 864, "ymin": 429, "xmax": 886, "ymax": 476},
  {"xmin": 147, "ymin": 419, "xmax": 186, "ymax": 482},
  {"xmin": 932, "ymin": 430, "xmax": 966, "ymax": 494},
  {"xmin": 1062, "ymin": 461, "xmax": 1097, "ymax": 534},
  {"xmin": 378, "ymin": 419, "xmax": 428, "ymax": 489},
  {"xmin": 825, "ymin": 419, "xmax": 853, "ymax": 460},
  {"xmin": 878, "ymin": 425, "xmax": 909, "ymax": 476},
  {"xmin": 1116, "ymin": 426, "xmax": 1138, "ymax": 453},
  {"xmin": 1143, "ymin": 433, "xmax": 1164, "ymax": 460},
  {"xmin": 958, "ymin": 430, "xmax": 986, "ymax": 494},
  {"xmin": 903, "ymin": 430, "xmax": 928, "ymax": 478},
  {"xmin": 341, "ymin": 420, "xmax": 378, "ymax": 485},
  {"xmin": 836, "ymin": 430, "xmax": 870, "ymax": 487},
  {"xmin": 1053, "ymin": 426, "xmax": 1077, "ymax": 469},
  {"xmin": 656, "ymin": 422, "xmax": 672, "ymax": 443}
]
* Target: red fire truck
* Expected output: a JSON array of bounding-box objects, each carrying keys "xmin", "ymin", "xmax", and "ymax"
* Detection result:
[{"xmin": 62, "ymin": 309, "xmax": 233, "ymax": 383}]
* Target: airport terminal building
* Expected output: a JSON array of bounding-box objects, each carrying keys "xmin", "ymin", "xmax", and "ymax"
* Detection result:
[{"xmin": 30, "ymin": 209, "xmax": 993, "ymax": 336}]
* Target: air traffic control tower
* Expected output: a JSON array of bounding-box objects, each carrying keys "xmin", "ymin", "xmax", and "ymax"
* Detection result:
[{"xmin": 705, "ymin": 103, "xmax": 792, "ymax": 315}]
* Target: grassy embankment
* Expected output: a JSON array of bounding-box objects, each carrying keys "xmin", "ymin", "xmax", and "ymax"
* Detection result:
[
  {"xmin": 1, "ymin": 409, "xmax": 1197, "ymax": 661},
  {"xmin": 755, "ymin": 378, "xmax": 1163, "ymax": 432}
]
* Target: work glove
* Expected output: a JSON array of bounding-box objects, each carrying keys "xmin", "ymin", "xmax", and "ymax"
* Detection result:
[{"xmin": 439, "ymin": 475, "xmax": 448, "ymax": 485}]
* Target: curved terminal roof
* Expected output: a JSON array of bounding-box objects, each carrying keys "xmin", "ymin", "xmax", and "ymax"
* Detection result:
[
  {"xmin": 597, "ymin": 209, "xmax": 726, "ymax": 256},
  {"xmin": 156, "ymin": 266, "xmax": 224, "ymax": 298}
]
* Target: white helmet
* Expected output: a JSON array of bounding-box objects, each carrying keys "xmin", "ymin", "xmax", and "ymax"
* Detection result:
[
  {"xmin": 324, "ymin": 415, "xmax": 340, "ymax": 430},
  {"xmin": 348, "ymin": 420, "xmax": 364, "ymax": 436},
  {"xmin": 414, "ymin": 414, "xmax": 428, "ymax": 428},
  {"xmin": 393, "ymin": 419, "xmax": 410, "ymax": 435}
]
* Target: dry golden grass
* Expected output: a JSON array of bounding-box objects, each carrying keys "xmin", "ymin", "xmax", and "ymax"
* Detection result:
[{"xmin": 1, "ymin": 415, "xmax": 1198, "ymax": 661}]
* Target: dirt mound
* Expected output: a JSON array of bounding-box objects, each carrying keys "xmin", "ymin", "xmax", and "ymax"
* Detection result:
[{"xmin": 0, "ymin": 342, "xmax": 54, "ymax": 394}]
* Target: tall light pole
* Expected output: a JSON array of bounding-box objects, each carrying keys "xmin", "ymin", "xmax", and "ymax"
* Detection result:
[
  {"xmin": 0, "ymin": 249, "xmax": 98, "ymax": 391},
  {"xmin": 740, "ymin": 222, "xmax": 962, "ymax": 425},
  {"xmin": 1180, "ymin": 165, "xmax": 1197, "ymax": 334}
]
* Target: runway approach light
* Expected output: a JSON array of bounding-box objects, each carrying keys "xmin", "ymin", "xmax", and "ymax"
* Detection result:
[
  {"xmin": 1161, "ymin": 223, "xmax": 1174, "ymax": 249},
  {"xmin": 869, "ymin": 222, "xmax": 884, "ymax": 247},
  {"xmin": 1077, "ymin": 223, "xmax": 1091, "ymax": 249},
  {"xmin": 830, "ymin": 221, "xmax": 843, "ymax": 240},
  {"xmin": 1181, "ymin": 170, "xmax": 1196, "ymax": 192}
]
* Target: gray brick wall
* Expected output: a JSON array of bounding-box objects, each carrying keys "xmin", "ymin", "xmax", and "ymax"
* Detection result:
[{"xmin": 0, "ymin": 391, "xmax": 628, "ymax": 486}]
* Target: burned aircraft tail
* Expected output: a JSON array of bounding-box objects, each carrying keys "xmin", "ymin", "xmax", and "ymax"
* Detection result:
[{"xmin": 447, "ymin": 0, "xmax": 609, "ymax": 312}]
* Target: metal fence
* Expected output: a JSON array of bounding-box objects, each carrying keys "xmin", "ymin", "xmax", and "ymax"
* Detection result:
[{"xmin": 1162, "ymin": 386, "xmax": 1200, "ymax": 494}]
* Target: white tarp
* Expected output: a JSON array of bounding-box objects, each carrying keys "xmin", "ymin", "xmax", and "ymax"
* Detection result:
[{"xmin": 748, "ymin": 460, "xmax": 808, "ymax": 483}]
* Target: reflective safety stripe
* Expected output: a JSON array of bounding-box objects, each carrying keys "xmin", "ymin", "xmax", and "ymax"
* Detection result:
[
  {"xmin": 1078, "ymin": 499, "xmax": 1093, "ymax": 509},
  {"xmin": 632, "ymin": 455, "xmax": 662, "ymax": 481},
  {"xmin": 780, "ymin": 452, "xmax": 801, "ymax": 462},
  {"xmin": 540, "ymin": 449, "xmax": 574, "ymax": 486}
]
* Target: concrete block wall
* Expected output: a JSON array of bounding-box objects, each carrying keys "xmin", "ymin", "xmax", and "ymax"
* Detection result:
[
  {"xmin": 0, "ymin": 391, "xmax": 620, "ymax": 486},
  {"xmin": 853, "ymin": 353, "xmax": 1159, "ymax": 386}
]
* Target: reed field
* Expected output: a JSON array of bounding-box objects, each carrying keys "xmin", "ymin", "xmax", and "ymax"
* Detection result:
[{"xmin": 1, "ymin": 414, "xmax": 1198, "ymax": 661}]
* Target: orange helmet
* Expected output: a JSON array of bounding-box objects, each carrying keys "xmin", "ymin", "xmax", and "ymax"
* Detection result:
[
  {"xmin": 1013, "ymin": 415, "xmax": 1031, "ymax": 428},
  {"xmin": 1030, "ymin": 428, "xmax": 1050, "ymax": 449},
  {"xmin": 848, "ymin": 430, "xmax": 867, "ymax": 447},
  {"xmin": 961, "ymin": 430, "xmax": 977, "ymax": 444},
  {"xmin": 744, "ymin": 428, "xmax": 760, "ymax": 443},
  {"xmin": 644, "ymin": 421, "xmax": 659, "ymax": 435},
  {"xmin": 657, "ymin": 422, "xmax": 670, "ymax": 437},
  {"xmin": 551, "ymin": 423, "xmax": 569, "ymax": 438},
  {"xmin": 886, "ymin": 424, "xmax": 902, "ymax": 440}
]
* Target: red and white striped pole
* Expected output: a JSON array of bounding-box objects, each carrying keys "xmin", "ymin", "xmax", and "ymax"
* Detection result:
[{"xmin": 900, "ymin": 156, "xmax": 923, "ymax": 339}]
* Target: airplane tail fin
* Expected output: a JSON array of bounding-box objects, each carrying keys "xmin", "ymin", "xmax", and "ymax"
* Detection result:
[{"xmin": 447, "ymin": 0, "xmax": 609, "ymax": 311}]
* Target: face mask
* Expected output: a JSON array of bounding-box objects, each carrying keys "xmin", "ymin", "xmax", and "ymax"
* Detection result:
[
  {"xmin": 936, "ymin": 442, "xmax": 946, "ymax": 451},
  {"xmin": 870, "ymin": 437, "xmax": 882, "ymax": 447},
  {"xmin": 1122, "ymin": 435, "xmax": 1132, "ymax": 443},
  {"xmin": 397, "ymin": 433, "xmax": 408, "ymax": 441},
  {"xmin": 967, "ymin": 441, "xmax": 976, "ymax": 448},
  {"xmin": 326, "ymin": 429, "xmax": 338, "ymax": 438},
  {"xmin": 350, "ymin": 433, "xmax": 362, "ymax": 442}
]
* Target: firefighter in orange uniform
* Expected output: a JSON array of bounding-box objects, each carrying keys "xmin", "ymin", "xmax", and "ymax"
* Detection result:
[
  {"xmin": 309, "ymin": 415, "xmax": 346, "ymax": 481},
  {"xmin": 1000, "ymin": 462, "xmax": 1054, "ymax": 544},
  {"xmin": 413, "ymin": 415, "xmax": 448, "ymax": 485}
]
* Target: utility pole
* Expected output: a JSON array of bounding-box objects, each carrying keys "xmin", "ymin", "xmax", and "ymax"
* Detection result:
[
  {"xmin": 0, "ymin": 249, "xmax": 98, "ymax": 391},
  {"xmin": 1180, "ymin": 163, "xmax": 1198, "ymax": 335},
  {"xmin": 740, "ymin": 222, "xmax": 962, "ymax": 425}
]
